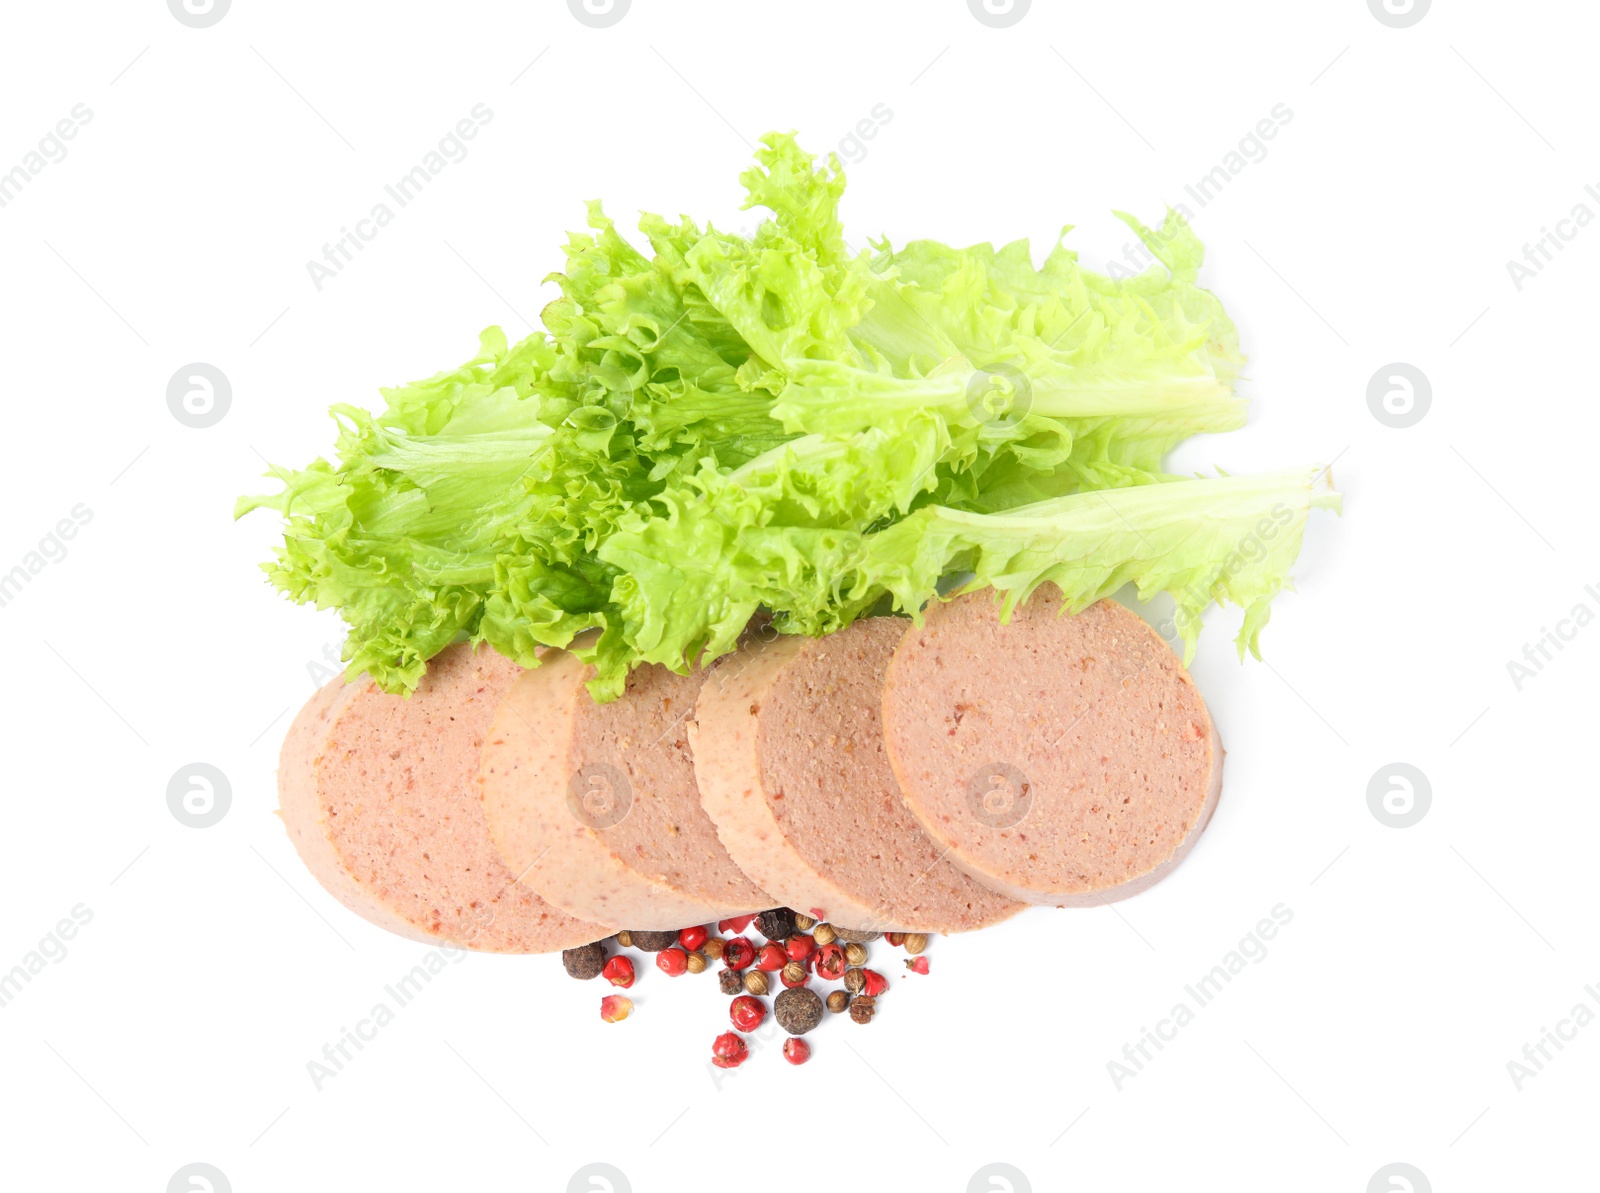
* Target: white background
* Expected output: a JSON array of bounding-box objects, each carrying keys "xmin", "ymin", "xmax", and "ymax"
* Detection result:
[{"xmin": 0, "ymin": 1, "xmax": 1593, "ymax": 1190}]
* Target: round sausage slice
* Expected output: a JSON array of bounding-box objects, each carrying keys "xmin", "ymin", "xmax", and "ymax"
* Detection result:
[
  {"xmin": 479, "ymin": 649, "xmax": 771, "ymax": 930},
  {"xmin": 689, "ymin": 619, "xmax": 1026, "ymax": 933},
  {"xmin": 881, "ymin": 590, "xmax": 1224, "ymax": 906},
  {"xmin": 279, "ymin": 642, "xmax": 609, "ymax": 952}
]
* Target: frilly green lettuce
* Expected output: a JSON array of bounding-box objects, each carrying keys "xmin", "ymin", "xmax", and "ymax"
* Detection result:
[{"xmin": 240, "ymin": 132, "xmax": 1332, "ymax": 699}]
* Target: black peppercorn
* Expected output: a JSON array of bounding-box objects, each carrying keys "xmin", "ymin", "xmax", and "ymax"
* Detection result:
[
  {"xmin": 756, "ymin": 908, "xmax": 798, "ymax": 941},
  {"xmin": 773, "ymin": 986, "xmax": 824, "ymax": 1036},
  {"xmin": 849, "ymin": 995, "xmax": 876, "ymax": 1024},
  {"xmin": 561, "ymin": 941, "xmax": 607, "ymax": 980},
  {"xmin": 628, "ymin": 930, "xmax": 680, "ymax": 952},
  {"xmin": 719, "ymin": 968, "xmax": 743, "ymax": 996}
]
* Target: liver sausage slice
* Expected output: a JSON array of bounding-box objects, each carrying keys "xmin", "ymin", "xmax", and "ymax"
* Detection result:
[
  {"xmin": 279, "ymin": 642, "xmax": 609, "ymax": 952},
  {"xmin": 689, "ymin": 618, "xmax": 1026, "ymax": 933},
  {"xmin": 479, "ymin": 648, "xmax": 770, "ymax": 929},
  {"xmin": 881, "ymin": 590, "xmax": 1224, "ymax": 906}
]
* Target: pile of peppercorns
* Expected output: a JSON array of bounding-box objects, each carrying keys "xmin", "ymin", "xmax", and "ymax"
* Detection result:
[{"xmin": 561, "ymin": 908, "xmax": 931, "ymax": 1067}]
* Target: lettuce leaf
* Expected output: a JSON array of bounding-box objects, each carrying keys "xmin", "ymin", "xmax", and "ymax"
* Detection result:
[{"xmin": 240, "ymin": 132, "xmax": 1330, "ymax": 699}]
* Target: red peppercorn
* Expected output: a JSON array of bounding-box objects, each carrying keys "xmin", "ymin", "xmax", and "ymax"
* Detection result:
[
  {"xmin": 711, "ymin": 1031, "xmax": 748, "ymax": 1068},
  {"xmin": 722, "ymin": 936, "xmax": 756, "ymax": 970},
  {"xmin": 718, "ymin": 914, "xmax": 756, "ymax": 934},
  {"xmin": 782, "ymin": 1038, "xmax": 811, "ymax": 1065},
  {"xmin": 756, "ymin": 942, "xmax": 788, "ymax": 972},
  {"xmin": 814, "ymin": 943, "xmax": 848, "ymax": 981},
  {"xmin": 905, "ymin": 955, "xmax": 929, "ymax": 975},
  {"xmin": 678, "ymin": 925, "xmax": 709, "ymax": 951},
  {"xmin": 886, "ymin": 931, "xmax": 906, "ymax": 947},
  {"xmin": 729, "ymin": 995, "xmax": 767, "ymax": 1032},
  {"xmin": 601, "ymin": 956, "xmax": 636, "ymax": 988},
  {"xmin": 860, "ymin": 969, "xmax": 889, "ymax": 996},
  {"xmin": 599, "ymin": 995, "xmax": 632, "ymax": 1023},
  {"xmin": 656, "ymin": 948, "xmax": 689, "ymax": 977},
  {"xmin": 785, "ymin": 933, "xmax": 815, "ymax": 962}
]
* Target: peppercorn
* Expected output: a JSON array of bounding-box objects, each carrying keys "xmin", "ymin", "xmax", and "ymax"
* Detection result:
[
  {"xmin": 656, "ymin": 948, "xmax": 689, "ymax": 976},
  {"xmin": 905, "ymin": 955, "xmax": 930, "ymax": 975},
  {"xmin": 743, "ymin": 970, "xmax": 769, "ymax": 996},
  {"xmin": 729, "ymin": 995, "xmax": 767, "ymax": 1032},
  {"xmin": 629, "ymin": 929, "xmax": 680, "ymax": 952},
  {"xmin": 599, "ymin": 994, "xmax": 633, "ymax": 1023},
  {"xmin": 781, "ymin": 960, "xmax": 808, "ymax": 988},
  {"xmin": 615, "ymin": 930, "xmax": 632, "ymax": 948},
  {"xmin": 903, "ymin": 932, "xmax": 929, "ymax": 955},
  {"xmin": 843, "ymin": 942, "xmax": 868, "ymax": 968},
  {"xmin": 703, "ymin": 937, "xmax": 725, "ymax": 961},
  {"xmin": 718, "ymin": 914, "xmax": 756, "ymax": 935},
  {"xmin": 782, "ymin": 1038, "xmax": 811, "ymax": 1065},
  {"xmin": 601, "ymin": 955, "xmax": 635, "ymax": 988},
  {"xmin": 814, "ymin": 943, "xmax": 848, "ymax": 982},
  {"xmin": 711, "ymin": 1032, "xmax": 747, "ymax": 1068},
  {"xmin": 678, "ymin": 925, "xmax": 709, "ymax": 951},
  {"xmin": 886, "ymin": 931, "xmax": 906, "ymax": 947},
  {"xmin": 562, "ymin": 941, "xmax": 607, "ymax": 980},
  {"xmin": 785, "ymin": 933, "xmax": 815, "ymax": 962},
  {"xmin": 686, "ymin": 951, "xmax": 707, "ymax": 974},
  {"xmin": 719, "ymin": 968, "xmax": 743, "ymax": 995},
  {"xmin": 756, "ymin": 942, "xmax": 788, "ymax": 972},
  {"xmin": 826, "ymin": 990, "xmax": 850, "ymax": 1014},
  {"xmin": 756, "ymin": 908, "xmax": 798, "ymax": 941},
  {"xmin": 843, "ymin": 968, "xmax": 866, "ymax": 995},
  {"xmin": 830, "ymin": 927, "xmax": 882, "ymax": 944},
  {"xmin": 812, "ymin": 923, "xmax": 837, "ymax": 947},
  {"xmin": 793, "ymin": 913, "xmax": 817, "ymax": 931},
  {"xmin": 773, "ymin": 986, "xmax": 824, "ymax": 1035},
  {"xmin": 722, "ymin": 937, "xmax": 756, "ymax": 970},
  {"xmin": 860, "ymin": 969, "xmax": 889, "ymax": 997},
  {"xmin": 849, "ymin": 995, "xmax": 876, "ymax": 1024}
]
